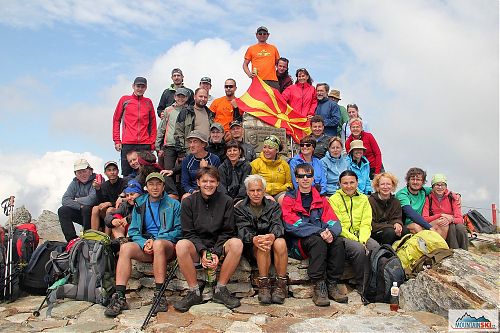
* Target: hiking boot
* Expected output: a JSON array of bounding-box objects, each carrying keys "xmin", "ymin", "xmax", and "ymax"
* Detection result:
[
  {"xmin": 327, "ymin": 282, "xmax": 348, "ymax": 303},
  {"xmin": 104, "ymin": 293, "xmax": 129, "ymax": 317},
  {"xmin": 312, "ymin": 280, "xmax": 330, "ymax": 307},
  {"xmin": 152, "ymin": 290, "xmax": 168, "ymax": 314},
  {"xmin": 213, "ymin": 285, "xmax": 240, "ymax": 309},
  {"xmin": 272, "ymin": 276, "xmax": 288, "ymax": 304},
  {"xmin": 257, "ymin": 277, "xmax": 272, "ymax": 304},
  {"xmin": 173, "ymin": 289, "xmax": 202, "ymax": 313}
]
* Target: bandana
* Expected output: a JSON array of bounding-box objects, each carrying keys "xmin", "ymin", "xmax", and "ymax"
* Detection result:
[
  {"xmin": 263, "ymin": 135, "xmax": 281, "ymax": 150},
  {"xmin": 138, "ymin": 156, "xmax": 162, "ymax": 171}
]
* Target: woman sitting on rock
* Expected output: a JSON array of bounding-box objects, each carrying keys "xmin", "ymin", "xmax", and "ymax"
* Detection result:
[
  {"xmin": 345, "ymin": 118, "xmax": 382, "ymax": 179},
  {"xmin": 321, "ymin": 137, "xmax": 349, "ymax": 196},
  {"xmin": 218, "ymin": 140, "xmax": 252, "ymax": 203},
  {"xmin": 368, "ymin": 172, "xmax": 408, "ymax": 245},
  {"xmin": 347, "ymin": 140, "xmax": 372, "ymax": 194}
]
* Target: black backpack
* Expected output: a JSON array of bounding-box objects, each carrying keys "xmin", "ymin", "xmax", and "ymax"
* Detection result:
[
  {"xmin": 20, "ymin": 241, "xmax": 67, "ymax": 295},
  {"xmin": 465, "ymin": 210, "xmax": 496, "ymax": 234},
  {"xmin": 363, "ymin": 245, "xmax": 406, "ymax": 304}
]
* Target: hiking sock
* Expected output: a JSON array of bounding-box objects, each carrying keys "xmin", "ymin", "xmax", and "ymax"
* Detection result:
[
  {"xmin": 155, "ymin": 283, "xmax": 163, "ymax": 293},
  {"xmin": 215, "ymin": 282, "xmax": 226, "ymax": 293},
  {"xmin": 190, "ymin": 285, "xmax": 201, "ymax": 296},
  {"xmin": 115, "ymin": 285, "xmax": 126, "ymax": 299}
]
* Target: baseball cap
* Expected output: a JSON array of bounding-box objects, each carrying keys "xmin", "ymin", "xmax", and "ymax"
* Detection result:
[
  {"xmin": 175, "ymin": 87, "xmax": 190, "ymax": 96},
  {"xmin": 210, "ymin": 123, "xmax": 224, "ymax": 132},
  {"xmin": 229, "ymin": 120, "xmax": 242, "ymax": 129},
  {"xmin": 171, "ymin": 68, "xmax": 183, "ymax": 75},
  {"xmin": 186, "ymin": 130, "xmax": 208, "ymax": 144},
  {"xmin": 256, "ymin": 26, "xmax": 269, "ymax": 33},
  {"xmin": 74, "ymin": 158, "xmax": 91, "ymax": 172},
  {"xmin": 103, "ymin": 161, "xmax": 119, "ymax": 170},
  {"xmin": 200, "ymin": 77, "xmax": 211, "ymax": 84},
  {"xmin": 133, "ymin": 77, "xmax": 147, "ymax": 85},
  {"xmin": 145, "ymin": 172, "xmax": 165, "ymax": 184},
  {"xmin": 123, "ymin": 179, "xmax": 144, "ymax": 194}
]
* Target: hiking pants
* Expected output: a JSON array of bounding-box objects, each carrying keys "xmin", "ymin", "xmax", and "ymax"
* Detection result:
[
  {"xmin": 371, "ymin": 225, "xmax": 409, "ymax": 245},
  {"xmin": 301, "ymin": 235, "xmax": 345, "ymax": 283},
  {"xmin": 343, "ymin": 238, "xmax": 379, "ymax": 286},
  {"xmin": 446, "ymin": 223, "xmax": 468, "ymax": 250},
  {"xmin": 120, "ymin": 143, "xmax": 150, "ymax": 177},
  {"xmin": 58, "ymin": 205, "xmax": 92, "ymax": 241}
]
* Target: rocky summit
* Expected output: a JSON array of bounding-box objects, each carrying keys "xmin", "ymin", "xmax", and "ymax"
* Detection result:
[{"xmin": 0, "ymin": 209, "xmax": 497, "ymax": 332}]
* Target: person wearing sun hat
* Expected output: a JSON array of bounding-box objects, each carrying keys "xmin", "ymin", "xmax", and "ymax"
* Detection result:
[
  {"xmin": 58, "ymin": 158, "xmax": 97, "ymax": 242},
  {"xmin": 422, "ymin": 174, "xmax": 468, "ymax": 249},
  {"xmin": 346, "ymin": 139, "xmax": 372, "ymax": 194},
  {"xmin": 105, "ymin": 172, "xmax": 181, "ymax": 318}
]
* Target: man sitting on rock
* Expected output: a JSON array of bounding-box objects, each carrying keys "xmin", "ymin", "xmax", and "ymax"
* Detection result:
[
  {"xmin": 58, "ymin": 158, "xmax": 98, "ymax": 242},
  {"xmin": 174, "ymin": 166, "xmax": 243, "ymax": 312},
  {"xmin": 282, "ymin": 163, "xmax": 347, "ymax": 306},
  {"xmin": 104, "ymin": 172, "xmax": 182, "ymax": 317},
  {"xmin": 234, "ymin": 174, "xmax": 288, "ymax": 304}
]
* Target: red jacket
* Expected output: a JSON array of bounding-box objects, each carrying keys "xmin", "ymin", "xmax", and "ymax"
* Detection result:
[
  {"xmin": 282, "ymin": 82, "xmax": 317, "ymax": 118},
  {"xmin": 346, "ymin": 131, "xmax": 382, "ymax": 174},
  {"xmin": 422, "ymin": 190, "xmax": 463, "ymax": 224},
  {"xmin": 113, "ymin": 94, "xmax": 157, "ymax": 148}
]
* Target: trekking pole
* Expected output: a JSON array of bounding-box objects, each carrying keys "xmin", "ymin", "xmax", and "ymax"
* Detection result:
[
  {"xmin": 141, "ymin": 259, "xmax": 178, "ymax": 330},
  {"xmin": 1, "ymin": 196, "xmax": 14, "ymax": 301}
]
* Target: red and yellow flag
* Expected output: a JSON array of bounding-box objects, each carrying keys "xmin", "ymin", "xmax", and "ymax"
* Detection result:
[{"xmin": 236, "ymin": 76, "xmax": 311, "ymax": 143}]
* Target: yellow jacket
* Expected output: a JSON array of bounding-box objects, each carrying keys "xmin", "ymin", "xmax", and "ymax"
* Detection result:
[
  {"xmin": 328, "ymin": 189, "xmax": 372, "ymax": 244},
  {"xmin": 250, "ymin": 152, "xmax": 293, "ymax": 196}
]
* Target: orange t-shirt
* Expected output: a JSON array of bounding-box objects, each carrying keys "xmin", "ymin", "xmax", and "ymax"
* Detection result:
[
  {"xmin": 209, "ymin": 97, "xmax": 235, "ymax": 132},
  {"xmin": 244, "ymin": 43, "xmax": 280, "ymax": 81}
]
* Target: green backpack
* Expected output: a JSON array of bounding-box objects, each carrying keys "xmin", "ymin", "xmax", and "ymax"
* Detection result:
[{"xmin": 393, "ymin": 230, "xmax": 449, "ymax": 271}]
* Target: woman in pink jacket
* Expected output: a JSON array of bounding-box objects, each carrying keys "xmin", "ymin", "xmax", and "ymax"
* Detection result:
[
  {"xmin": 422, "ymin": 174, "xmax": 468, "ymax": 250},
  {"xmin": 282, "ymin": 68, "xmax": 317, "ymax": 120}
]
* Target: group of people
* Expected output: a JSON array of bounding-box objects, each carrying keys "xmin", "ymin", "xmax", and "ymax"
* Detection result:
[{"xmin": 57, "ymin": 25, "xmax": 469, "ymax": 316}]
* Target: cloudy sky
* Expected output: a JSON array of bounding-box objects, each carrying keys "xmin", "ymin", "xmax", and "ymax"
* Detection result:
[{"xmin": 0, "ymin": 0, "xmax": 498, "ymax": 221}]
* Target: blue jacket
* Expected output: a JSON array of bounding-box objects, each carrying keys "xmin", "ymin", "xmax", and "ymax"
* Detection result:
[
  {"xmin": 320, "ymin": 152, "xmax": 349, "ymax": 195},
  {"xmin": 289, "ymin": 154, "xmax": 327, "ymax": 195},
  {"xmin": 315, "ymin": 98, "xmax": 340, "ymax": 137},
  {"xmin": 181, "ymin": 152, "xmax": 221, "ymax": 194},
  {"xmin": 347, "ymin": 155, "xmax": 372, "ymax": 194},
  {"xmin": 128, "ymin": 193, "xmax": 182, "ymax": 249}
]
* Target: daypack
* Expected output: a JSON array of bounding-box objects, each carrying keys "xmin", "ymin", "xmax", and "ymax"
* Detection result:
[
  {"xmin": 1, "ymin": 223, "xmax": 39, "ymax": 302},
  {"xmin": 46, "ymin": 230, "xmax": 116, "ymax": 316},
  {"xmin": 363, "ymin": 245, "xmax": 406, "ymax": 304},
  {"xmin": 20, "ymin": 241, "xmax": 67, "ymax": 295},
  {"xmin": 465, "ymin": 210, "xmax": 496, "ymax": 234},
  {"xmin": 405, "ymin": 248, "xmax": 454, "ymax": 278},
  {"xmin": 393, "ymin": 230, "xmax": 449, "ymax": 271}
]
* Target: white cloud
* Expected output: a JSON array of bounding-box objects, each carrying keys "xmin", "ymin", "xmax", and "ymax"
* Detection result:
[{"xmin": 0, "ymin": 150, "xmax": 102, "ymax": 221}]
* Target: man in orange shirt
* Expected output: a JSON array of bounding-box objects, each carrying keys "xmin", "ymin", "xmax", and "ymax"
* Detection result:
[
  {"xmin": 209, "ymin": 78, "xmax": 242, "ymax": 133},
  {"xmin": 243, "ymin": 26, "xmax": 280, "ymax": 90}
]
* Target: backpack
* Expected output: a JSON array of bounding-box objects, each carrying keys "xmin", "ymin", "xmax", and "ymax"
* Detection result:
[
  {"xmin": 46, "ymin": 230, "xmax": 116, "ymax": 316},
  {"xmin": 465, "ymin": 210, "xmax": 496, "ymax": 234},
  {"xmin": 393, "ymin": 230, "xmax": 449, "ymax": 271},
  {"xmin": 1, "ymin": 223, "xmax": 39, "ymax": 302},
  {"xmin": 405, "ymin": 248, "xmax": 454, "ymax": 278},
  {"xmin": 0, "ymin": 227, "xmax": 6, "ymax": 301},
  {"xmin": 20, "ymin": 241, "xmax": 67, "ymax": 295},
  {"xmin": 363, "ymin": 245, "xmax": 406, "ymax": 304}
]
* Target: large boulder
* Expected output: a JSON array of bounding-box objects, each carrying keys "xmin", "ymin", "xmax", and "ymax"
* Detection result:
[
  {"xmin": 35, "ymin": 210, "xmax": 66, "ymax": 242},
  {"xmin": 400, "ymin": 249, "xmax": 500, "ymax": 317}
]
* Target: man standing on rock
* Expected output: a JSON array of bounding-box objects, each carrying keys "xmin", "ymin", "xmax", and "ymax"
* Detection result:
[
  {"xmin": 209, "ymin": 78, "xmax": 241, "ymax": 132},
  {"xmin": 157, "ymin": 68, "xmax": 195, "ymax": 118},
  {"xmin": 104, "ymin": 172, "xmax": 182, "ymax": 317},
  {"xmin": 174, "ymin": 166, "xmax": 243, "ymax": 312},
  {"xmin": 58, "ymin": 158, "xmax": 97, "ymax": 242},
  {"xmin": 112, "ymin": 77, "xmax": 157, "ymax": 177},
  {"xmin": 234, "ymin": 174, "xmax": 288, "ymax": 305},
  {"xmin": 282, "ymin": 163, "xmax": 348, "ymax": 307},
  {"xmin": 276, "ymin": 57, "xmax": 293, "ymax": 93},
  {"xmin": 243, "ymin": 26, "xmax": 281, "ymax": 90}
]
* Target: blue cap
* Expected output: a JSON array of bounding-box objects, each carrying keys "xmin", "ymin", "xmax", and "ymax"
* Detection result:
[{"xmin": 123, "ymin": 179, "xmax": 144, "ymax": 194}]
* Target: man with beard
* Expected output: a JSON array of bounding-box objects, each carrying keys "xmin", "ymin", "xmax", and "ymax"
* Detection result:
[
  {"xmin": 315, "ymin": 83, "xmax": 340, "ymax": 137},
  {"xmin": 209, "ymin": 78, "xmax": 241, "ymax": 133},
  {"xmin": 276, "ymin": 57, "xmax": 293, "ymax": 93},
  {"xmin": 174, "ymin": 88, "xmax": 215, "ymax": 157},
  {"xmin": 157, "ymin": 68, "xmax": 195, "ymax": 118}
]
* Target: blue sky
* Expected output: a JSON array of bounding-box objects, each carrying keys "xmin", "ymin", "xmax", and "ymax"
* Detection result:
[{"xmin": 0, "ymin": 0, "xmax": 498, "ymax": 218}]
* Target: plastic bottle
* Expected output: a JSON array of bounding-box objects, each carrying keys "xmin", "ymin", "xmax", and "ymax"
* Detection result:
[
  {"xmin": 206, "ymin": 251, "xmax": 216, "ymax": 285},
  {"xmin": 390, "ymin": 282, "xmax": 400, "ymax": 311}
]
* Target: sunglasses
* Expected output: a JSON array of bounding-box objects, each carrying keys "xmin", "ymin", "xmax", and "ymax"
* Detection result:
[
  {"xmin": 257, "ymin": 32, "xmax": 268, "ymax": 35},
  {"xmin": 296, "ymin": 174, "xmax": 314, "ymax": 179},
  {"xmin": 224, "ymin": 85, "xmax": 234, "ymax": 89},
  {"xmin": 300, "ymin": 143, "xmax": 312, "ymax": 147}
]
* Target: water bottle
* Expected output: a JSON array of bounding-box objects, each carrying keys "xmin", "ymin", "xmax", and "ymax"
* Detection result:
[
  {"xmin": 206, "ymin": 251, "xmax": 216, "ymax": 285},
  {"xmin": 390, "ymin": 281, "xmax": 400, "ymax": 311}
]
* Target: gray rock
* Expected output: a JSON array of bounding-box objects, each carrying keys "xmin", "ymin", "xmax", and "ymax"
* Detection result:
[
  {"xmin": 289, "ymin": 284, "xmax": 313, "ymax": 298},
  {"xmin": 188, "ymin": 302, "xmax": 232, "ymax": 316},
  {"xmin": 43, "ymin": 321, "xmax": 116, "ymax": 332},
  {"xmin": 248, "ymin": 314, "xmax": 269, "ymax": 324},
  {"xmin": 126, "ymin": 278, "xmax": 141, "ymax": 291},
  {"xmin": 4, "ymin": 312, "xmax": 31, "ymax": 323},
  {"xmin": 28, "ymin": 318, "xmax": 69, "ymax": 332},
  {"xmin": 226, "ymin": 321, "xmax": 263, "ymax": 333},
  {"xmin": 12, "ymin": 206, "xmax": 32, "ymax": 226},
  {"xmin": 400, "ymin": 249, "xmax": 499, "ymax": 316},
  {"xmin": 35, "ymin": 210, "xmax": 66, "ymax": 242},
  {"xmin": 288, "ymin": 315, "xmax": 433, "ymax": 333},
  {"xmin": 139, "ymin": 276, "xmax": 155, "ymax": 289},
  {"xmin": 41, "ymin": 300, "xmax": 93, "ymax": 319},
  {"xmin": 117, "ymin": 306, "xmax": 150, "ymax": 327},
  {"xmin": 74, "ymin": 303, "xmax": 115, "ymax": 325}
]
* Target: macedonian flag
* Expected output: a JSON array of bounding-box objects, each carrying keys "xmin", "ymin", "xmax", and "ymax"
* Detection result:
[{"xmin": 236, "ymin": 76, "xmax": 311, "ymax": 143}]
